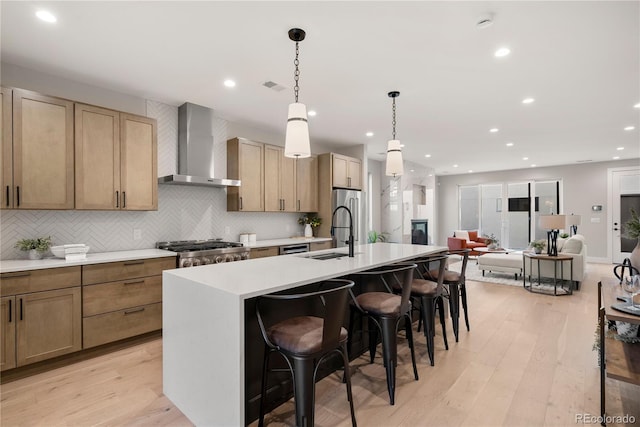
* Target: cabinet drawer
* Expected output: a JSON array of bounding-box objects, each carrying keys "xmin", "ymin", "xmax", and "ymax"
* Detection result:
[
  {"xmin": 310, "ymin": 241, "xmax": 333, "ymax": 251},
  {"xmin": 83, "ymin": 302, "xmax": 161, "ymax": 348},
  {"xmin": 82, "ymin": 257, "xmax": 175, "ymax": 285},
  {"xmin": 249, "ymin": 246, "xmax": 279, "ymax": 259},
  {"xmin": 83, "ymin": 275, "xmax": 162, "ymax": 317},
  {"xmin": 1, "ymin": 267, "xmax": 81, "ymax": 296}
]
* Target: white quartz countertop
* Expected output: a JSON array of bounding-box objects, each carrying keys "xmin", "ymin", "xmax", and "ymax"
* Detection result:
[
  {"xmin": 242, "ymin": 237, "xmax": 332, "ymax": 248},
  {"xmin": 164, "ymin": 243, "xmax": 447, "ymax": 300},
  {"xmin": 0, "ymin": 249, "xmax": 176, "ymax": 273}
]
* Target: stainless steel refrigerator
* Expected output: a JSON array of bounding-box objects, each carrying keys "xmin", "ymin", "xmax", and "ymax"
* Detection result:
[{"xmin": 332, "ymin": 189, "xmax": 363, "ymax": 248}]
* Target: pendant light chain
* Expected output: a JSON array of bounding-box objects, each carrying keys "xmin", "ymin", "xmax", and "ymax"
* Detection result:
[
  {"xmin": 392, "ymin": 97, "xmax": 397, "ymax": 140},
  {"xmin": 294, "ymin": 41, "xmax": 300, "ymax": 103}
]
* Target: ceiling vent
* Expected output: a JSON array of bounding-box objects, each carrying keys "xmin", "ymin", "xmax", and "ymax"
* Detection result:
[
  {"xmin": 576, "ymin": 159, "xmax": 593, "ymax": 163},
  {"xmin": 262, "ymin": 81, "xmax": 287, "ymax": 92}
]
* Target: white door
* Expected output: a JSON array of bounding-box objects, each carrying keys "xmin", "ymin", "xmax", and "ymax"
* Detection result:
[{"xmin": 611, "ymin": 166, "xmax": 640, "ymax": 263}]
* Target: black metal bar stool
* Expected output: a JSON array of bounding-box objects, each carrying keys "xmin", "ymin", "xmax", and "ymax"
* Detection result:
[
  {"xmin": 408, "ymin": 254, "xmax": 449, "ymax": 366},
  {"xmin": 347, "ymin": 263, "xmax": 418, "ymax": 405},
  {"xmin": 425, "ymin": 249, "xmax": 470, "ymax": 342},
  {"xmin": 256, "ymin": 279, "xmax": 357, "ymax": 427}
]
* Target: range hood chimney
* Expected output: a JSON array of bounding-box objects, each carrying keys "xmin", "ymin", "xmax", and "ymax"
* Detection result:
[{"xmin": 158, "ymin": 102, "xmax": 240, "ymax": 187}]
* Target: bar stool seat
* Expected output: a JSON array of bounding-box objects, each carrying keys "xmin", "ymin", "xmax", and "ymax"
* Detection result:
[
  {"xmin": 411, "ymin": 279, "xmax": 438, "ymax": 295},
  {"xmin": 267, "ymin": 316, "xmax": 348, "ymax": 355},
  {"xmin": 427, "ymin": 269, "xmax": 459, "ymax": 283},
  {"xmin": 354, "ymin": 292, "xmax": 402, "ymax": 316}
]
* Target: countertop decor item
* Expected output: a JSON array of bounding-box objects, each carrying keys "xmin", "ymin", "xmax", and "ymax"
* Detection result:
[
  {"xmin": 284, "ymin": 28, "xmax": 311, "ymax": 159},
  {"xmin": 483, "ymin": 233, "xmax": 499, "ymax": 249},
  {"xmin": 15, "ymin": 236, "xmax": 52, "ymax": 259},
  {"xmin": 530, "ymin": 240, "xmax": 546, "ymax": 254},
  {"xmin": 50, "ymin": 244, "xmax": 90, "ymax": 259},
  {"xmin": 298, "ymin": 214, "xmax": 321, "ymax": 238},
  {"xmin": 368, "ymin": 230, "xmax": 389, "ymax": 243}
]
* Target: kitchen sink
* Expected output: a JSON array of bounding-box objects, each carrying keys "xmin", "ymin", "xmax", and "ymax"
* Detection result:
[{"xmin": 301, "ymin": 251, "xmax": 358, "ymax": 260}]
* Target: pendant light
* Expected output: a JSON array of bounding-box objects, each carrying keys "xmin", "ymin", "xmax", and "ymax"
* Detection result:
[
  {"xmin": 284, "ymin": 28, "xmax": 311, "ymax": 158},
  {"xmin": 385, "ymin": 91, "xmax": 404, "ymax": 177}
]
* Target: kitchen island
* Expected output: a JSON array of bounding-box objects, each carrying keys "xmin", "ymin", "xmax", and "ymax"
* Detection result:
[{"xmin": 163, "ymin": 242, "xmax": 447, "ymax": 426}]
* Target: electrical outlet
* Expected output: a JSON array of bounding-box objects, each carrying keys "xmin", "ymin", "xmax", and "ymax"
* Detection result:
[
  {"xmin": 133, "ymin": 229, "xmax": 142, "ymax": 240},
  {"xmin": 591, "ymin": 217, "xmax": 601, "ymax": 223},
  {"xmin": 224, "ymin": 226, "xmax": 231, "ymax": 235}
]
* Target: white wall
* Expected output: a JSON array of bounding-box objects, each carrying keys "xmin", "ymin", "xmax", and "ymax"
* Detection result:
[{"xmin": 436, "ymin": 159, "xmax": 640, "ymax": 260}]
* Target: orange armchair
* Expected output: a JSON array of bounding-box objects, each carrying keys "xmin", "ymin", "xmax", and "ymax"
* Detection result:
[{"xmin": 447, "ymin": 231, "xmax": 488, "ymax": 256}]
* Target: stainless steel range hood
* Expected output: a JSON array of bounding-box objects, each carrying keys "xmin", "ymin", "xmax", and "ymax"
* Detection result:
[{"xmin": 158, "ymin": 102, "xmax": 240, "ymax": 188}]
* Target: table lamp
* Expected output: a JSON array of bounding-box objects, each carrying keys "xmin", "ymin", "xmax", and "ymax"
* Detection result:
[
  {"xmin": 566, "ymin": 214, "xmax": 581, "ymax": 236},
  {"xmin": 539, "ymin": 214, "xmax": 566, "ymax": 256}
]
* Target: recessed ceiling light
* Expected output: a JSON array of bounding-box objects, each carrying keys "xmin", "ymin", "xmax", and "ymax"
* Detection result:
[
  {"xmin": 490, "ymin": 128, "xmax": 499, "ymax": 133},
  {"xmin": 468, "ymin": 170, "xmax": 473, "ymax": 173},
  {"xmin": 613, "ymin": 156, "xmax": 620, "ymax": 160},
  {"xmin": 506, "ymin": 142, "xmax": 514, "ymax": 147},
  {"xmin": 36, "ymin": 10, "xmax": 57, "ymax": 23},
  {"xmin": 410, "ymin": 169, "xmax": 415, "ymax": 172},
  {"xmin": 617, "ymin": 147, "xmax": 625, "ymax": 151},
  {"xmin": 365, "ymin": 132, "xmax": 374, "ymax": 137},
  {"xmin": 494, "ymin": 47, "xmax": 510, "ymax": 57},
  {"xmin": 531, "ymin": 164, "xmax": 536, "ymax": 167},
  {"xmin": 424, "ymin": 154, "xmax": 431, "ymax": 158},
  {"xmin": 307, "ymin": 110, "xmax": 317, "ymax": 117},
  {"xmin": 624, "ymin": 126, "xmax": 635, "ymax": 131},
  {"xmin": 428, "ymin": 174, "xmax": 433, "ymax": 177},
  {"xmin": 223, "ymin": 79, "xmax": 236, "ymax": 88},
  {"xmin": 522, "ymin": 98, "xmax": 535, "ymax": 104},
  {"xmin": 634, "ymin": 103, "xmax": 640, "ymax": 109},
  {"xmin": 453, "ymin": 164, "xmax": 459, "ymax": 168},
  {"xmin": 522, "ymin": 157, "xmax": 529, "ymax": 160}
]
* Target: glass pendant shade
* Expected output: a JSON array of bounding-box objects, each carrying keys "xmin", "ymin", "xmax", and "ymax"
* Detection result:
[
  {"xmin": 385, "ymin": 139, "xmax": 404, "ymax": 177},
  {"xmin": 284, "ymin": 102, "xmax": 311, "ymax": 158}
]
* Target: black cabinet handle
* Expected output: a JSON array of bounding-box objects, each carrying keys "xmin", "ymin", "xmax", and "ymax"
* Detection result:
[
  {"xmin": 4, "ymin": 272, "xmax": 30, "ymax": 278},
  {"xmin": 124, "ymin": 307, "xmax": 145, "ymax": 315},
  {"xmin": 297, "ymin": 200, "xmax": 300, "ymax": 211},
  {"xmin": 116, "ymin": 191, "xmax": 119, "ymax": 208},
  {"xmin": 124, "ymin": 260, "xmax": 144, "ymax": 266},
  {"xmin": 124, "ymin": 280, "xmax": 145, "ymax": 286},
  {"xmin": 16, "ymin": 186, "xmax": 20, "ymax": 207},
  {"xmin": 19, "ymin": 298, "xmax": 23, "ymax": 321},
  {"xmin": 5, "ymin": 186, "xmax": 9, "ymax": 207},
  {"xmin": 8, "ymin": 299, "xmax": 12, "ymax": 323},
  {"xmin": 122, "ymin": 192, "xmax": 126, "ymax": 208},
  {"xmin": 240, "ymin": 197, "xmax": 243, "ymax": 210}
]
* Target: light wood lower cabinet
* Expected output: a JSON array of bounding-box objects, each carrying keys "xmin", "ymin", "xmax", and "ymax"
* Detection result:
[
  {"xmin": 0, "ymin": 296, "xmax": 16, "ymax": 371},
  {"xmin": 310, "ymin": 241, "xmax": 333, "ymax": 251},
  {"xmin": 0, "ymin": 266, "xmax": 82, "ymax": 371},
  {"xmin": 250, "ymin": 246, "xmax": 279, "ymax": 259},
  {"xmin": 81, "ymin": 257, "xmax": 172, "ymax": 349}
]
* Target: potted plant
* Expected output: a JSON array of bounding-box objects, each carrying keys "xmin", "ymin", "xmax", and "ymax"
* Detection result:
[
  {"xmin": 530, "ymin": 239, "xmax": 545, "ymax": 254},
  {"xmin": 298, "ymin": 214, "xmax": 321, "ymax": 238},
  {"xmin": 15, "ymin": 236, "xmax": 52, "ymax": 260},
  {"xmin": 368, "ymin": 230, "xmax": 389, "ymax": 243},
  {"xmin": 624, "ymin": 207, "xmax": 640, "ymax": 269},
  {"xmin": 483, "ymin": 233, "xmax": 499, "ymax": 250}
]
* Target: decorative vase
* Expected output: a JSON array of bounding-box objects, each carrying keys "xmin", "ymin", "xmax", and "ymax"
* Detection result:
[
  {"xmin": 304, "ymin": 224, "xmax": 313, "ymax": 238},
  {"xmin": 28, "ymin": 249, "xmax": 43, "ymax": 260},
  {"xmin": 534, "ymin": 247, "xmax": 542, "ymax": 254},
  {"xmin": 630, "ymin": 238, "xmax": 640, "ymax": 272},
  {"xmin": 488, "ymin": 243, "xmax": 497, "ymax": 250}
]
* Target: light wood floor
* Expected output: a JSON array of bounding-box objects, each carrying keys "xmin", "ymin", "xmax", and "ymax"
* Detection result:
[{"xmin": 1, "ymin": 263, "xmax": 638, "ymax": 426}]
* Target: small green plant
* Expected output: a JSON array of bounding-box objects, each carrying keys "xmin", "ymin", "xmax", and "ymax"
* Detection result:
[
  {"xmin": 15, "ymin": 236, "xmax": 52, "ymax": 253},
  {"xmin": 624, "ymin": 207, "xmax": 640, "ymax": 239},
  {"xmin": 483, "ymin": 233, "xmax": 499, "ymax": 246},
  {"xmin": 368, "ymin": 230, "xmax": 389, "ymax": 243},
  {"xmin": 530, "ymin": 240, "xmax": 546, "ymax": 252},
  {"xmin": 298, "ymin": 214, "xmax": 322, "ymax": 228},
  {"xmin": 559, "ymin": 233, "xmax": 569, "ymax": 239}
]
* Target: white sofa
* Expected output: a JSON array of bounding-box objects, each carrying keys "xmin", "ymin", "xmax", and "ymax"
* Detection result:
[{"xmin": 523, "ymin": 234, "xmax": 587, "ymax": 289}]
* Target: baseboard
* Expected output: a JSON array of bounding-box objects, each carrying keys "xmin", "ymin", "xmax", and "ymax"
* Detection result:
[{"xmin": 587, "ymin": 256, "xmax": 610, "ymax": 264}]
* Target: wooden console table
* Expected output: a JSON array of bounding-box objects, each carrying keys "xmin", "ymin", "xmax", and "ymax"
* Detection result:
[
  {"xmin": 598, "ymin": 278, "xmax": 640, "ymax": 426},
  {"xmin": 523, "ymin": 253, "xmax": 574, "ymax": 296}
]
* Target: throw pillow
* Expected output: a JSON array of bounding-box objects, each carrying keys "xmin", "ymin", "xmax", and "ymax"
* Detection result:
[
  {"xmin": 468, "ymin": 231, "xmax": 478, "ymax": 242},
  {"xmin": 556, "ymin": 237, "xmax": 566, "ymax": 252},
  {"xmin": 454, "ymin": 230, "xmax": 470, "ymax": 242}
]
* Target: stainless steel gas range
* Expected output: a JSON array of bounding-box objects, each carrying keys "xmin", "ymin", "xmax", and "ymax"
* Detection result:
[{"xmin": 157, "ymin": 239, "xmax": 249, "ymax": 268}]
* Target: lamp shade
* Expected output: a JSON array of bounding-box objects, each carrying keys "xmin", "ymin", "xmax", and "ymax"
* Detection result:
[
  {"xmin": 385, "ymin": 139, "xmax": 403, "ymax": 177},
  {"xmin": 565, "ymin": 214, "xmax": 581, "ymax": 227},
  {"xmin": 539, "ymin": 214, "xmax": 566, "ymax": 230},
  {"xmin": 284, "ymin": 102, "xmax": 311, "ymax": 158}
]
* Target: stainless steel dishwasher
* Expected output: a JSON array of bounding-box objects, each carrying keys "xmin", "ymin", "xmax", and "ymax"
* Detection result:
[{"xmin": 279, "ymin": 243, "xmax": 310, "ymax": 255}]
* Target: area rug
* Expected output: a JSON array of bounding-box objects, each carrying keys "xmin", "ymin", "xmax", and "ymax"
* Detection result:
[{"xmin": 447, "ymin": 258, "xmax": 574, "ymax": 295}]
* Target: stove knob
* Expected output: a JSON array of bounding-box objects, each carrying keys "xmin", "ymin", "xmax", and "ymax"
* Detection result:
[
  {"xmin": 233, "ymin": 254, "xmax": 242, "ymax": 261},
  {"xmin": 192, "ymin": 258, "xmax": 202, "ymax": 266},
  {"xmin": 182, "ymin": 259, "xmax": 193, "ymax": 268},
  {"xmin": 225, "ymin": 255, "xmax": 233, "ymax": 262},
  {"xmin": 202, "ymin": 257, "xmax": 212, "ymax": 265},
  {"xmin": 241, "ymin": 252, "xmax": 249, "ymax": 260},
  {"xmin": 215, "ymin": 256, "xmax": 224, "ymax": 264}
]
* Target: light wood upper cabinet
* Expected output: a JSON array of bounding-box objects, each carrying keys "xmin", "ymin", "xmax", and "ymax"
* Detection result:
[
  {"xmin": 264, "ymin": 144, "xmax": 296, "ymax": 212},
  {"xmin": 0, "ymin": 296, "xmax": 16, "ymax": 371},
  {"xmin": 75, "ymin": 106, "xmax": 157, "ymax": 211},
  {"xmin": 332, "ymin": 153, "xmax": 362, "ymax": 190},
  {"xmin": 227, "ymin": 138, "xmax": 264, "ymax": 212},
  {"xmin": 296, "ymin": 156, "xmax": 318, "ymax": 212},
  {"xmin": 120, "ymin": 114, "xmax": 157, "ymax": 210},
  {"xmin": 1, "ymin": 88, "xmax": 12, "ymax": 209},
  {"xmin": 12, "ymin": 89, "xmax": 74, "ymax": 209}
]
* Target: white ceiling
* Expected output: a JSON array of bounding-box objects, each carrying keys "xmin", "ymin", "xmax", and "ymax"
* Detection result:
[{"xmin": 2, "ymin": 1, "xmax": 639, "ymax": 175}]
